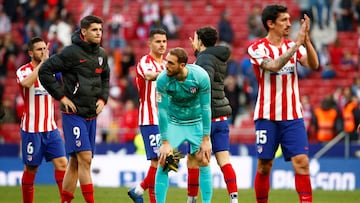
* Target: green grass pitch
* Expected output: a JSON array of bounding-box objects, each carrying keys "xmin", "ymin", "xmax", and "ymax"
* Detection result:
[{"xmin": 1, "ymin": 186, "xmax": 360, "ymax": 202}]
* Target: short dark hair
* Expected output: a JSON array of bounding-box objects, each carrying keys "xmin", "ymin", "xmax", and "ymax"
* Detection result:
[
  {"xmin": 261, "ymin": 5, "xmax": 288, "ymax": 31},
  {"xmin": 80, "ymin": 15, "xmax": 103, "ymax": 29},
  {"xmin": 196, "ymin": 26, "xmax": 218, "ymax": 47},
  {"xmin": 28, "ymin": 37, "xmax": 44, "ymax": 51},
  {"xmin": 149, "ymin": 28, "xmax": 167, "ymax": 39},
  {"xmin": 169, "ymin": 47, "xmax": 188, "ymax": 64}
]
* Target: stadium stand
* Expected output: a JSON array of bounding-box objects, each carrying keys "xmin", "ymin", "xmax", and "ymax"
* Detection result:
[{"xmin": 1, "ymin": 0, "xmax": 359, "ymax": 144}]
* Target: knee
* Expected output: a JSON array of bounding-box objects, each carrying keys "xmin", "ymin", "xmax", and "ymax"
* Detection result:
[
  {"xmin": 187, "ymin": 154, "xmax": 198, "ymax": 168},
  {"xmin": 292, "ymin": 155, "xmax": 310, "ymax": 173},
  {"xmin": 25, "ymin": 165, "xmax": 38, "ymax": 174},
  {"xmin": 54, "ymin": 157, "xmax": 68, "ymax": 170},
  {"xmin": 257, "ymin": 159, "xmax": 273, "ymax": 175}
]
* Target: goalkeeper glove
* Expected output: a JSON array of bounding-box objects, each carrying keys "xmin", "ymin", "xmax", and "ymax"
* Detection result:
[{"xmin": 163, "ymin": 150, "xmax": 185, "ymax": 172}]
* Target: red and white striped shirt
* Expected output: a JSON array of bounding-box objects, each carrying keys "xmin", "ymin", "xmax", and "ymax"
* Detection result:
[
  {"xmin": 248, "ymin": 38, "xmax": 306, "ymax": 121},
  {"xmin": 16, "ymin": 63, "xmax": 57, "ymax": 132},
  {"xmin": 136, "ymin": 54, "xmax": 166, "ymax": 125}
]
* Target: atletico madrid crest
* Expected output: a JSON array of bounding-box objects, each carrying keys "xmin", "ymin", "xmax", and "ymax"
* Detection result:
[
  {"xmin": 76, "ymin": 140, "xmax": 82, "ymax": 147},
  {"xmin": 189, "ymin": 86, "xmax": 197, "ymax": 94},
  {"xmin": 98, "ymin": 57, "xmax": 103, "ymax": 66}
]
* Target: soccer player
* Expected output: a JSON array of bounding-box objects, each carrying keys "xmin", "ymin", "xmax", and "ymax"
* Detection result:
[
  {"xmin": 188, "ymin": 26, "xmax": 238, "ymax": 203},
  {"xmin": 128, "ymin": 28, "xmax": 167, "ymax": 203},
  {"xmin": 16, "ymin": 37, "xmax": 68, "ymax": 203},
  {"xmin": 247, "ymin": 5, "xmax": 319, "ymax": 203},
  {"xmin": 155, "ymin": 47, "xmax": 212, "ymax": 203},
  {"xmin": 38, "ymin": 15, "xmax": 110, "ymax": 203}
]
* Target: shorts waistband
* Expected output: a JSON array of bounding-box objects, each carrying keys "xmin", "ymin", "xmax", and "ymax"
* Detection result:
[{"xmin": 212, "ymin": 116, "xmax": 228, "ymax": 122}]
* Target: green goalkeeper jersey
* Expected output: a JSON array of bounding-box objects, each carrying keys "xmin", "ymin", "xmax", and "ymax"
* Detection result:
[{"xmin": 156, "ymin": 64, "xmax": 211, "ymax": 141}]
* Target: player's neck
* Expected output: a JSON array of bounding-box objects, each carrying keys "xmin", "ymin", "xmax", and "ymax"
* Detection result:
[
  {"xmin": 266, "ymin": 34, "xmax": 284, "ymax": 47},
  {"xmin": 150, "ymin": 53, "xmax": 163, "ymax": 63},
  {"xmin": 176, "ymin": 67, "xmax": 188, "ymax": 82},
  {"xmin": 30, "ymin": 60, "xmax": 40, "ymax": 68}
]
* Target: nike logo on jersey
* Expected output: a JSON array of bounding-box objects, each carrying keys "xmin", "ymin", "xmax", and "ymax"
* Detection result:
[
  {"xmin": 80, "ymin": 59, "xmax": 86, "ymax": 63},
  {"xmin": 95, "ymin": 68, "xmax": 103, "ymax": 73}
]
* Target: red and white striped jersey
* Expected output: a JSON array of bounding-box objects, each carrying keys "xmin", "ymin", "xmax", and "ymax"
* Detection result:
[
  {"xmin": 136, "ymin": 54, "xmax": 166, "ymax": 125},
  {"xmin": 248, "ymin": 38, "xmax": 306, "ymax": 121},
  {"xmin": 16, "ymin": 63, "xmax": 57, "ymax": 132}
]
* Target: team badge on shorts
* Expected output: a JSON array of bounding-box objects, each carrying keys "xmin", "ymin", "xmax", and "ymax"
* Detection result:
[
  {"xmin": 76, "ymin": 140, "xmax": 82, "ymax": 147},
  {"xmin": 257, "ymin": 145, "xmax": 263, "ymax": 154},
  {"xmin": 27, "ymin": 155, "xmax": 33, "ymax": 161}
]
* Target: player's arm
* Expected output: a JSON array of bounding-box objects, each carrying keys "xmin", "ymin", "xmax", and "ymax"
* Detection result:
[
  {"xmin": 198, "ymin": 72, "xmax": 212, "ymax": 164},
  {"xmin": 21, "ymin": 44, "xmax": 50, "ymax": 88},
  {"xmin": 39, "ymin": 47, "xmax": 72, "ymax": 100},
  {"xmin": 299, "ymin": 14, "xmax": 319, "ymax": 70},
  {"xmin": 260, "ymin": 44, "xmax": 301, "ymax": 72},
  {"xmin": 196, "ymin": 56, "xmax": 215, "ymax": 81},
  {"xmin": 100, "ymin": 52, "xmax": 110, "ymax": 104},
  {"xmin": 144, "ymin": 70, "xmax": 161, "ymax": 81},
  {"xmin": 20, "ymin": 66, "xmax": 41, "ymax": 88},
  {"xmin": 260, "ymin": 15, "xmax": 307, "ymax": 72},
  {"xmin": 156, "ymin": 76, "xmax": 171, "ymax": 166}
]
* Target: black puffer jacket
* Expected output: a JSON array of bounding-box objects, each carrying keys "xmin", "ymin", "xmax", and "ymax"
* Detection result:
[
  {"xmin": 195, "ymin": 46, "xmax": 232, "ymax": 118},
  {"xmin": 39, "ymin": 29, "xmax": 110, "ymax": 119}
]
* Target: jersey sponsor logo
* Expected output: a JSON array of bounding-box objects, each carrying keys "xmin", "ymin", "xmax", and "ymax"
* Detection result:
[
  {"xmin": 156, "ymin": 92, "xmax": 162, "ymax": 102},
  {"xmin": 272, "ymin": 65, "xmax": 295, "ymax": 75},
  {"xmin": 34, "ymin": 88, "xmax": 49, "ymax": 96}
]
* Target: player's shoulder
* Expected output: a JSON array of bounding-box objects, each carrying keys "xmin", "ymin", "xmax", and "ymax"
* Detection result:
[
  {"xmin": 156, "ymin": 71, "xmax": 169, "ymax": 86},
  {"xmin": 187, "ymin": 64, "xmax": 207, "ymax": 75},
  {"xmin": 16, "ymin": 63, "xmax": 32, "ymax": 75}
]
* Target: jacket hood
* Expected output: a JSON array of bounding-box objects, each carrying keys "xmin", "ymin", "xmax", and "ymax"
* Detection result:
[
  {"xmin": 71, "ymin": 29, "xmax": 100, "ymax": 53},
  {"xmin": 198, "ymin": 46, "xmax": 230, "ymax": 62}
]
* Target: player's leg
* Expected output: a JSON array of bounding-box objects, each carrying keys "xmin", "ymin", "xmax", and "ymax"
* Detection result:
[
  {"xmin": 211, "ymin": 120, "xmax": 238, "ymax": 203},
  {"xmin": 215, "ymin": 151, "xmax": 238, "ymax": 203},
  {"xmin": 187, "ymin": 155, "xmax": 199, "ymax": 203},
  {"xmin": 199, "ymin": 165, "xmax": 212, "ymax": 203},
  {"xmin": 281, "ymin": 119, "xmax": 312, "ymax": 203},
  {"xmin": 61, "ymin": 114, "xmax": 95, "ymax": 203},
  {"xmin": 77, "ymin": 150, "xmax": 94, "ymax": 203},
  {"xmin": 154, "ymin": 165, "xmax": 169, "ymax": 203},
  {"xmin": 155, "ymin": 122, "xmax": 184, "ymax": 203},
  {"xmin": 77, "ymin": 118, "xmax": 96, "ymax": 203},
  {"xmin": 254, "ymin": 120, "xmax": 278, "ymax": 203},
  {"xmin": 62, "ymin": 156, "xmax": 78, "ymax": 202},
  {"xmin": 128, "ymin": 125, "xmax": 159, "ymax": 203},
  {"xmin": 21, "ymin": 130, "xmax": 42, "ymax": 203},
  {"xmin": 187, "ymin": 122, "xmax": 212, "ymax": 203},
  {"xmin": 255, "ymin": 159, "xmax": 272, "ymax": 203},
  {"xmin": 46, "ymin": 129, "xmax": 68, "ymax": 195}
]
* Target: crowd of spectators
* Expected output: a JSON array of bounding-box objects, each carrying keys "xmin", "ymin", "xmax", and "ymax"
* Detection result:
[{"xmin": 1, "ymin": 0, "xmax": 360, "ymax": 145}]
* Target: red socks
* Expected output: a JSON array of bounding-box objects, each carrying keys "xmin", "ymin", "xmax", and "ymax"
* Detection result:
[
  {"xmin": 187, "ymin": 168, "xmax": 200, "ymax": 197},
  {"xmin": 221, "ymin": 164, "xmax": 238, "ymax": 194},
  {"xmin": 22, "ymin": 171, "xmax": 35, "ymax": 203},
  {"xmin": 140, "ymin": 166, "xmax": 157, "ymax": 203},
  {"xmin": 295, "ymin": 174, "xmax": 312, "ymax": 203},
  {"xmin": 61, "ymin": 184, "xmax": 95, "ymax": 203},
  {"xmin": 55, "ymin": 170, "xmax": 65, "ymax": 195},
  {"xmin": 61, "ymin": 190, "xmax": 74, "ymax": 203},
  {"xmin": 254, "ymin": 171, "xmax": 270, "ymax": 203},
  {"xmin": 80, "ymin": 184, "xmax": 94, "ymax": 203}
]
